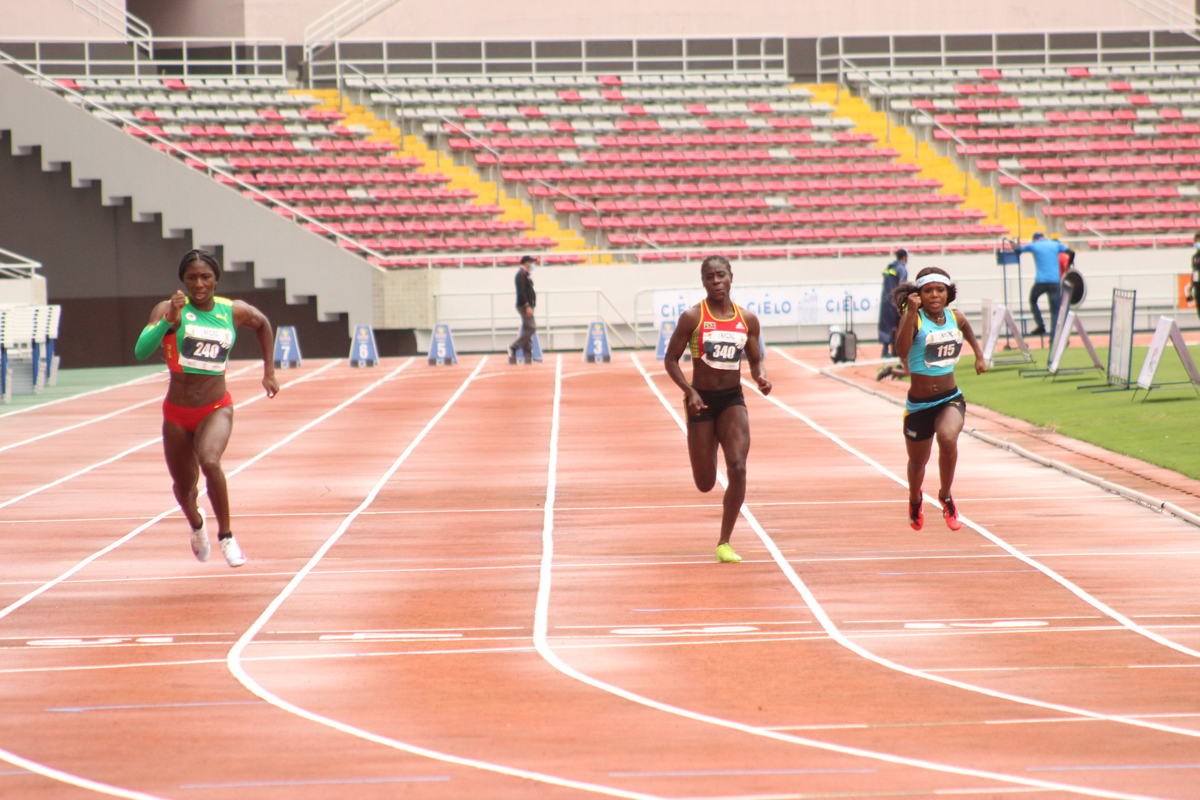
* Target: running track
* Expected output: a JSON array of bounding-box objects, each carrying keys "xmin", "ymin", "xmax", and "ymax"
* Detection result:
[{"xmin": 1, "ymin": 347, "xmax": 1199, "ymax": 800}]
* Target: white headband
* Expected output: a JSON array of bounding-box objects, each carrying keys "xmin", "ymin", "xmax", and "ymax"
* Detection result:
[{"xmin": 915, "ymin": 273, "xmax": 952, "ymax": 289}]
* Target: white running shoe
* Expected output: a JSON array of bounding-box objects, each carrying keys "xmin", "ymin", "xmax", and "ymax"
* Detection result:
[
  {"xmin": 219, "ymin": 535, "xmax": 246, "ymax": 568},
  {"xmin": 189, "ymin": 515, "xmax": 210, "ymax": 562}
]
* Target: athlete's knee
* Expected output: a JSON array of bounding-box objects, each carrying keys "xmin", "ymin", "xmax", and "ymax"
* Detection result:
[
  {"xmin": 196, "ymin": 453, "xmax": 225, "ymax": 477},
  {"xmin": 725, "ymin": 459, "xmax": 747, "ymax": 484},
  {"xmin": 694, "ymin": 473, "xmax": 717, "ymax": 492}
]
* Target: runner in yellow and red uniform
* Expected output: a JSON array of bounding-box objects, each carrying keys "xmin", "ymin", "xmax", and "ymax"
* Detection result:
[
  {"xmin": 135, "ymin": 249, "xmax": 278, "ymax": 567},
  {"xmin": 664, "ymin": 256, "xmax": 771, "ymax": 563}
]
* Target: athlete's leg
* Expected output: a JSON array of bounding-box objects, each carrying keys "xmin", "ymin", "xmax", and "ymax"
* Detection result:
[
  {"xmin": 163, "ymin": 421, "xmax": 202, "ymax": 529},
  {"xmin": 686, "ymin": 418, "xmax": 719, "ymax": 493},
  {"xmin": 904, "ymin": 436, "xmax": 934, "ymax": 505},
  {"xmin": 193, "ymin": 406, "xmax": 235, "ymax": 535},
  {"xmin": 933, "ymin": 402, "xmax": 966, "ymax": 501},
  {"xmin": 714, "ymin": 404, "xmax": 750, "ymax": 546}
]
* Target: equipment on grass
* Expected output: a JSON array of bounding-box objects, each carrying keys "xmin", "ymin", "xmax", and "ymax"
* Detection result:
[{"xmin": 1133, "ymin": 316, "xmax": 1200, "ymax": 400}]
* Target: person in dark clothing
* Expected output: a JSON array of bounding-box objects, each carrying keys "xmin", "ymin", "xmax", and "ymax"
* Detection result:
[
  {"xmin": 507, "ymin": 255, "xmax": 538, "ymax": 363},
  {"xmin": 878, "ymin": 248, "xmax": 908, "ymax": 358},
  {"xmin": 1189, "ymin": 232, "xmax": 1200, "ymax": 321}
]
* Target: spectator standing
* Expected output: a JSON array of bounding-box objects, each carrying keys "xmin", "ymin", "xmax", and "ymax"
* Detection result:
[
  {"xmin": 507, "ymin": 255, "xmax": 538, "ymax": 363},
  {"xmin": 878, "ymin": 248, "xmax": 908, "ymax": 358},
  {"xmin": 1012, "ymin": 232, "xmax": 1074, "ymax": 340}
]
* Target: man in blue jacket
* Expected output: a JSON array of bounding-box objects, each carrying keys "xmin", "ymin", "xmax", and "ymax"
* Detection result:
[{"xmin": 1013, "ymin": 232, "xmax": 1073, "ymax": 339}]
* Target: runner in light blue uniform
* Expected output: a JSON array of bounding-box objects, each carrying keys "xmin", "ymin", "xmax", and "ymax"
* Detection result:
[{"xmin": 894, "ymin": 267, "xmax": 988, "ymax": 532}]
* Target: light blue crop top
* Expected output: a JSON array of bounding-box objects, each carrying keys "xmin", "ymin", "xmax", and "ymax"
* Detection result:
[{"xmin": 907, "ymin": 309, "xmax": 964, "ymax": 377}]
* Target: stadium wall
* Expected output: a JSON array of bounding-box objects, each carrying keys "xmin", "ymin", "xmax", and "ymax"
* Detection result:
[
  {"xmin": 118, "ymin": 0, "xmax": 1179, "ymax": 45},
  {"xmin": 1, "ymin": 0, "xmax": 120, "ymax": 39}
]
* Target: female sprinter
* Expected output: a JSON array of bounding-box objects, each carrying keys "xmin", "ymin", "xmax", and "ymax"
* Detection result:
[
  {"xmin": 893, "ymin": 267, "xmax": 986, "ymax": 531},
  {"xmin": 135, "ymin": 249, "xmax": 279, "ymax": 566},
  {"xmin": 664, "ymin": 255, "xmax": 771, "ymax": 563}
]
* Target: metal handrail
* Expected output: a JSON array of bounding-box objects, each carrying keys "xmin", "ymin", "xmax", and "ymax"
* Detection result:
[
  {"xmin": 0, "ymin": 37, "xmax": 287, "ymax": 78},
  {"xmin": 836, "ymin": 55, "xmax": 1109, "ymax": 242},
  {"xmin": 71, "ymin": 0, "xmax": 152, "ymax": 56},
  {"xmin": 0, "ymin": 246, "xmax": 43, "ymax": 280},
  {"xmin": 303, "ymin": 0, "xmax": 404, "ymax": 64},
  {"xmin": 815, "ymin": 28, "xmax": 1200, "ymax": 81},
  {"xmin": 309, "ymin": 36, "xmax": 786, "ymax": 85},
  {"xmin": 0, "ymin": 48, "xmax": 388, "ymax": 273},
  {"xmin": 1129, "ymin": 0, "xmax": 1200, "ymax": 42}
]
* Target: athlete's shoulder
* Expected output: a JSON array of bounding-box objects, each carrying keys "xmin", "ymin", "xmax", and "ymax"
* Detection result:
[{"xmin": 214, "ymin": 296, "xmax": 234, "ymax": 307}]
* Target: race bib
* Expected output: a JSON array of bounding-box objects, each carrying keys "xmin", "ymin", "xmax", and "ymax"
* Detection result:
[
  {"xmin": 179, "ymin": 324, "xmax": 233, "ymax": 372},
  {"xmin": 922, "ymin": 326, "xmax": 963, "ymax": 369},
  {"xmin": 702, "ymin": 329, "xmax": 747, "ymax": 370}
]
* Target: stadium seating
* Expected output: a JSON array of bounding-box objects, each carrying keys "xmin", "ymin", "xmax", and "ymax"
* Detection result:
[
  {"xmin": 854, "ymin": 63, "xmax": 1200, "ymax": 246},
  {"xmin": 356, "ymin": 71, "xmax": 1009, "ymax": 256},
  {"xmin": 39, "ymin": 75, "xmax": 572, "ymax": 266}
]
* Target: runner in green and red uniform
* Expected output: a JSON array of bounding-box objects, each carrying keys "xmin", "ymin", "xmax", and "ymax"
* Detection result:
[
  {"xmin": 664, "ymin": 256, "xmax": 771, "ymax": 563},
  {"xmin": 135, "ymin": 249, "xmax": 278, "ymax": 567}
]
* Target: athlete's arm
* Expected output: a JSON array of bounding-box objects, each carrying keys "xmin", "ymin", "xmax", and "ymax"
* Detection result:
[
  {"xmin": 894, "ymin": 292, "xmax": 921, "ymax": 360},
  {"xmin": 233, "ymin": 300, "xmax": 279, "ymax": 398},
  {"xmin": 133, "ymin": 298, "xmax": 176, "ymax": 360},
  {"xmin": 743, "ymin": 310, "xmax": 771, "ymax": 396},
  {"xmin": 664, "ymin": 306, "xmax": 705, "ymax": 415},
  {"xmin": 955, "ymin": 309, "xmax": 988, "ymax": 375}
]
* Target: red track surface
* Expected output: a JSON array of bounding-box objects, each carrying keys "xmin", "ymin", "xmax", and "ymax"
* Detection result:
[{"xmin": 2, "ymin": 348, "xmax": 1199, "ymax": 800}]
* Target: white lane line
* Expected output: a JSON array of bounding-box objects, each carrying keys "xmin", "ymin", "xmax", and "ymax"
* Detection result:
[
  {"xmin": 0, "ymin": 493, "xmax": 1125, "ymax": 526},
  {"xmin": 635, "ymin": 357, "xmax": 1200, "ymax": 741},
  {"xmin": 0, "ymin": 368, "xmax": 166, "ymax": 419},
  {"xmin": 0, "ymin": 363, "xmax": 257, "ymax": 454},
  {"xmin": 0, "ymin": 358, "xmax": 361, "ymax": 622},
  {"xmin": 0, "ymin": 360, "xmax": 419, "ymax": 798},
  {"xmin": 224, "ymin": 355, "xmax": 662, "ymax": 800},
  {"xmin": 636, "ymin": 352, "xmax": 1200, "ymax": 739},
  {"xmin": 760, "ymin": 351, "xmax": 1200, "ymax": 665},
  {"xmin": 522, "ymin": 354, "xmax": 1165, "ymax": 800},
  {"xmin": 0, "ymin": 746, "xmax": 166, "ymax": 800},
  {"xmin": 0, "ymin": 360, "xmax": 334, "ymax": 510}
]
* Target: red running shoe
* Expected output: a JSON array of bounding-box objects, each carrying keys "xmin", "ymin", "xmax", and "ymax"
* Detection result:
[
  {"xmin": 941, "ymin": 496, "xmax": 963, "ymax": 531},
  {"xmin": 909, "ymin": 501, "xmax": 924, "ymax": 531}
]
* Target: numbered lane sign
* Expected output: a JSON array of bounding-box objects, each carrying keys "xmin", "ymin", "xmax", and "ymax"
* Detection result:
[
  {"xmin": 583, "ymin": 321, "xmax": 611, "ymax": 363},
  {"xmin": 427, "ymin": 323, "xmax": 458, "ymax": 366},
  {"xmin": 273, "ymin": 325, "xmax": 302, "ymax": 368},
  {"xmin": 655, "ymin": 320, "xmax": 690, "ymax": 361},
  {"xmin": 348, "ymin": 325, "xmax": 380, "ymax": 367}
]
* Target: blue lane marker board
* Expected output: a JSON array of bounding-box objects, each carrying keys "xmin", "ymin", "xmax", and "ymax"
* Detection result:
[
  {"xmin": 349, "ymin": 325, "xmax": 380, "ymax": 367},
  {"xmin": 583, "ymin": 321, "xmax": 611, "ymax": 363},
  {"xmin": 655, "ymin": 320, "xmax": 690, "ymax": 361},
  {"xmin": 427, "ymin": 323, "xmax": 458, "ymax": 365},
  {"xmin": 273, "ymin": 325, "xmax": 302, "ymax": 368},
  {"xmin": 514, "ymin": 332, "xmax": 543, "ymax": 364}
]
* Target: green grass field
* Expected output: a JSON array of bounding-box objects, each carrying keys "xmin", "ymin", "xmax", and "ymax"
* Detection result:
[{"xmin": 955, "ymin": 342, "xmax": 1200, "ymax": 480}]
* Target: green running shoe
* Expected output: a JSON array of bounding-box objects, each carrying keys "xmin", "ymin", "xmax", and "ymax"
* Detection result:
[{"xmin": 715, "ymin": 543, "xmax": 742, "ymax": 563}]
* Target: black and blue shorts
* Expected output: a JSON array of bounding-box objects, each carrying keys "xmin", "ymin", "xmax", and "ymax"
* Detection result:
[{"xmin": 903, "ymin": 388, "xmax": 965, "ymax": 441}]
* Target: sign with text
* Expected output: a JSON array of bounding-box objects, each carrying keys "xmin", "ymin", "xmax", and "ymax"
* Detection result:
[
  {"xmin": 272, "ymin": 326, "xmax": 301, "ymax": 369},
  {"xmin": 652, "ymin": 284, "xmax": 878, "ymax": 329}
]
